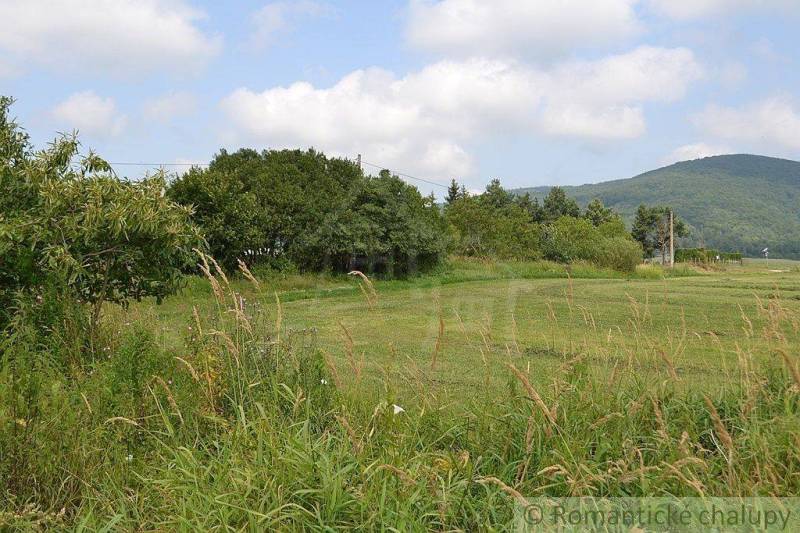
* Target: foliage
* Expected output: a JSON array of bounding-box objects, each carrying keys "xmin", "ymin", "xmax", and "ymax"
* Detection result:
[
  {"xmin": 541, "ymin": 216, "xmax": 642, "ymax": 271},
  {"xmin": 542, "ymin": 186, "xmax": 580, "ymax": 222},
  {"xmin": 583, "ymin": 198, "xmax": 618, "ymax": 226},
  {"xmin": 445, "ymin": 192, "xmax": 541, "ymax": 260},
  {"xmin": 0, "ymin": 97, "xmax": 201, "ymax": 330},
  {"xmin": 169, "ymin": 150, "xmax": 448, "ymax": 275},
  {"xmin": 514, "ymin": 154, "xmax": 800, "ymax": 258},
  {"xmin": 631, "ymin": 204, "xmax": 688, "ymax": 260},
  {"xmin": 446, "ymin": 180, "xmax": 641, "ymax": 271},
  {"xmin": 3, "ymin": 261, "xmax": 800, "ymax": 529}
]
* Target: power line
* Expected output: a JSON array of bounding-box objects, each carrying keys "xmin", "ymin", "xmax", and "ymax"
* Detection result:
[{"xmin": 360, "ymin": 160, "xmax": 449, "ymax": 189}]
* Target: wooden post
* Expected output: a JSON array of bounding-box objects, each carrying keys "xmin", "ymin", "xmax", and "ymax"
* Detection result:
[
  {"xmin": 669, "ymin": 210, "xmax": 674, "ymax": 268},
  {"xmin": 357, "ymin": 154, "xmax": 362, "ymax": 171}
]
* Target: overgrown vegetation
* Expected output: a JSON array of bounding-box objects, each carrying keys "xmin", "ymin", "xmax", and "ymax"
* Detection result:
[
  {"xmin": 167, "ymin": 149, "xmax": 647, "ymax": 275},
  {"xmin": 3, "ymin": 255, "xmax": 800, "ymax": 529},
  {"xmin": 4, "ymin": 96, "xmax": 800, "ymax": 529},
  {"xmin": 445, "ymin": 180, "xmax": 642, "ymax": 271}
]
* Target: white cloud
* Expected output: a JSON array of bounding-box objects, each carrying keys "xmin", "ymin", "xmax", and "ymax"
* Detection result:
[
  {"xmin": 220, "ymin": 46, "xmax": 702, "ymax": 179},
  {"xmin": 648, "ymin": 0, "xmax": 800, "ymax": 19},
  {"xmin": 693, "ymin": 96, "xmax": 800, "ymax": 151},
  {"xmin": 406, "ymin": 0, "xmax": 641, "ymax": 59},
  {"xmin": 143, "ymin": 91, "xmax": 198, "ymax": 122},
  {"xmin": 541, "ymin": 46, "xmax": 703, "ymax": 139},
  {"xmin": 662, "ymin": 142, "xmax": 732, "ymax": 164},
  {"xmin": 52, "ymin": 91, "xmax": 127, "ymax": 137},
  {"xmin": 248, "ymin": 1, "xmax": 331, "ymax": 49},
  {"xmin": 0, "ymin": 0, "xmax": 221, "ymax": 77}
]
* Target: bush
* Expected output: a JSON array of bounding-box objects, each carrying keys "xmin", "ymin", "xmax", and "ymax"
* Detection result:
[
  {"xmin": 542, "ymin": 216, "xmax": 642, "ymax": 271},
  {"xmin": 1, "ymin": 97, "xmax": 202, "ymax": 333}
]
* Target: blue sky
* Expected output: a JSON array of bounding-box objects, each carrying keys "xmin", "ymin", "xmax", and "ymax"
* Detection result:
[{"xmin": 1, "ymin": 0, "xmax": 799, "ymax": 197}]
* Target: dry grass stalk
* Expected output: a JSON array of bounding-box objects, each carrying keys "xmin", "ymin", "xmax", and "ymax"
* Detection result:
[
  {"xmin": 476, "ymin": 477, "xmax": 526, "ymax": 504},
  {"xmin": 335, "ymin": 414, "xmax": 362, "ymax": 453},
  {"xmin": 566, "ymin": 272, "xmax": 574, "ymax": 312},
  {"xmin": 430, "ymin": 310, "xmax": 445, "ymax": 370},
  {"xmin": 510, "ymin": 312, "xmax": 521, "ymax": 355},
  {"xmin": 153, "ymin": 377, "xmax": 184, "ymax": 424},
  {"xmin": 703, "ymin": 395, "xmax": 735, "ymax": 458},
  {"xmin": 321, "ymin": 350, "xmax": 343, "ymax": 389},
  {"xmin": 505, "ymin": 363, "xmax": 556, "ymax": 426},
  {"xmin": 658, "ymin": 349, "xmax": 680, "ymax": 382},
  {"xmin": 174, "ymin": 356, "xmax": 200, "ymax": 381},
  {"xmin": 376, "ymin": 464, "xmax": 416, "ymax": 486},
  {"xmin": 274, "ymin": 292, "xmax": 283, "ymax": 343},
  {"xmin": 80, "ymin": 392, "xmax": 93, "ymax": 414},
  {"xmin": 777, "ymin": 348, "xmax": 800, "ymax": 392},
  {"xmin": 515, "ymin": 414, "xmax": 537, "ymax": 483},
  {"xmin": 589, "ymin": 412, "xmax": 623, "ymax": 430},
  {"xmin": 662, "ymin": 462, "xmax": 706, "ymax": 497},
  {"xmin": 339, "ymin": 322, "xmax": 363, "ymax": 383},
  {"xmin": 105, "ymin": 417, "xmax": 140, "ymax": 426},
  {"xmin": 192, "ymin": 306, "xmax": 203, "ymax": 337},
  {"xmin": 213, "ymin": 330, "xmax": 241, "ymax": 368},
  {"xmin": 348, "ymin": 270, "xmax": 377, "ymax": 308},
  {"xmin": 738, "ymin": 304, "xmax": 754, "ymax": 338},
  {"xmin": 196, "ymin": 249, "xmax": 224, "ymax": 303},
  {"xmin": 650, "ymin": 397, "xmax": 668, "ymax": 439},
  {"xmin": 237, "ymin": 259, "xmax": 260, "ymax": 289}
]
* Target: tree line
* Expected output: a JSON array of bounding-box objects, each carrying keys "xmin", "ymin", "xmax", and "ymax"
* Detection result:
[{"xmin": 1, "ymin": 95, "xmax": 686, "ymax": 332}]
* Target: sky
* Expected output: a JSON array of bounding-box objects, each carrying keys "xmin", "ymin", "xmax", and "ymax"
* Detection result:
[{"xmin": 1, "ymin": 0, "xmax": 799, "ymax": 197}]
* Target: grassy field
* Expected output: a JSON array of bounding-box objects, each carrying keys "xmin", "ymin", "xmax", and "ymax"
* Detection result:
[
  {"xmin": 5, "ymin": 257, "xmax": 800, "ymax": 529},
  {"xmin": 125, "ymin": 257, "xmax": 800, "ymax": 401}
]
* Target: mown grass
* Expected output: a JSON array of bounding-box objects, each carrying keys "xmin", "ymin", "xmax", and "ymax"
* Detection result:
[{"xmin": 3, "ymin": 257, "xmax": 800, "ymax": 529}]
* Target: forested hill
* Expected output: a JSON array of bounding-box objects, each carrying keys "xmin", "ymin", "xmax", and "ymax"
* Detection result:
[{"xmin": 514, "ymin": 154, "xmax": 800, "ymax": 258}]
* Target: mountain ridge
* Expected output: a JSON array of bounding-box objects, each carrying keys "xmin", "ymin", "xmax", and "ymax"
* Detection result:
[{"xmin": 513, "ymin": 154, "xmax": 800, "ymax": 258}]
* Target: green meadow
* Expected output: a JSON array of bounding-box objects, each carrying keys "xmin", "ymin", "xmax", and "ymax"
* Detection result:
[
  {"xmin": 127, "ymin": 257, "xmax": 800, "ymax": 399},
  {"xmin": 5, "ymin": 258, "xmax": 800, "ymax": 529}
]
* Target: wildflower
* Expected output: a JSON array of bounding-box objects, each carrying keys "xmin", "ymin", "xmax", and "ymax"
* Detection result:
[
  {"xmin": 320, "ymin": 378, "xmax": 328, "ymax": 385},
  {"xmin": 126, "ymin": 454, "xmax": 133, "ymax": 463},
  {"xmin": 392, "ymin": 404, "xmax": 405, "ymax": 415}
]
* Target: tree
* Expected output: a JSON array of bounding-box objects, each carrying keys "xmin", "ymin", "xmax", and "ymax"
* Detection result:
[
  {"xmin": 445, "ymin": 179, "xmax": 461, "ymax": 205},
  {"xmin": 480, "ymin": 178, "xmax": 515, "ymax": 210},
  {"xmin": 0, "ymin": 96, "xmax": 202, "ymax": 330},
  {"xmin": 543, "ymin": 187, "xmax": 580, "ymax": 222},
  {"xmin": 583, "ymin": 198, "xmax": 618, "ymax": 226},
  {"xmin": 631, "ymin": 205, "xmax": 688, "ymax": 262},
  {"xmin": 515, "ymin": 193, "xmax": 545, "ymax": 223},
  {"xmin": 169, "ymin": 149, "xmax": 448, "ymax": 275}
]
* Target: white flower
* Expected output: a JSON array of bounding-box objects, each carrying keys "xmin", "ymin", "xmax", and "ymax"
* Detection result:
[
  {"xmin": 320, "ymin": 379, "xmax": 328, "ymax": 385},
  {"xmin": 126, "ymin": 454, "xmax": 133, "ymax": 463},
  {"xmin": 392, "ymin": 404, "xmax": 405, "ymax": 415}
]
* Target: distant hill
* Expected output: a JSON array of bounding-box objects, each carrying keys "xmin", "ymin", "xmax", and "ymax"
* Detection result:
[{"xmin": 514, "ymin": 154, "xmax": 800, "ymax": 258}]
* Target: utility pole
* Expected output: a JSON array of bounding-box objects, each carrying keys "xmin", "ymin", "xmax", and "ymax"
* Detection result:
[
  {"xmin": 357, "ymin": 154, "xmax": 362, "ymax": 171},
  {"xmin": 669, "ymin": 210, "xmax": 675, "ymax": 268}
]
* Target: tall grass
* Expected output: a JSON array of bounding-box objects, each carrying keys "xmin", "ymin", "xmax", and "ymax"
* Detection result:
[{"xmin": 2, "ymin": 257, "xmax": 799, "ymax": 529}]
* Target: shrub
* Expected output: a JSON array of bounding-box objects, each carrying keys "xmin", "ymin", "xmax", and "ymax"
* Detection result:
[{"xmin": 1, "ymin": 97, "xmax": 202, "ymax": 333}]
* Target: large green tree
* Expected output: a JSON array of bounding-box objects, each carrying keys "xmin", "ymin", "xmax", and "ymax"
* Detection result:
[{"xmin": 169, "ymin": 150, "xmax": 448, "ymax": 275}]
